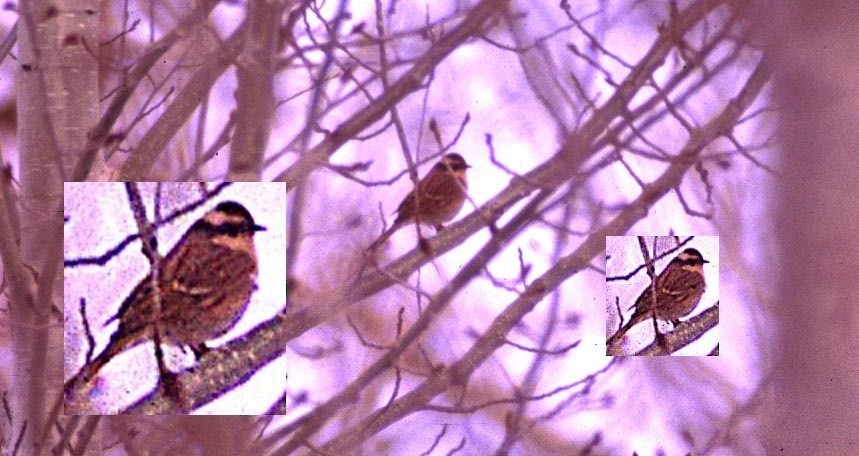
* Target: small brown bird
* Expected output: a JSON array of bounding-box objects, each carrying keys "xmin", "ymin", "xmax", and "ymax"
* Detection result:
[
  {"xmin": 609, "ymin": 248, "xmax": 709, "ymax": 346},
  {"xmin": 369, "ymin": 153, "xmax": 470, "ymax": 250},
  {"xmin": 64, "ymin": 201, "xmax": 266, "ymax": 391}
]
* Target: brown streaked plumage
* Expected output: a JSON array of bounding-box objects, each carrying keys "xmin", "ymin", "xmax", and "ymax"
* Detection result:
[
  {"xmin": 369, "ymin": 153, "xmax": 470, "ymax": 250},
  {"xmin": 64, "ymin": 201, "xmax": 266, "ymax": 391},
  {"xmin": 609, "ymin": 248, "xmax": 709, "ymax": 347}
]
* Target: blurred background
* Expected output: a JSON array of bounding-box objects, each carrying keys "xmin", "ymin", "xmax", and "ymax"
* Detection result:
[{"xmin": 1, "ymin": 0, "xmax": 857, "ymax": 454}]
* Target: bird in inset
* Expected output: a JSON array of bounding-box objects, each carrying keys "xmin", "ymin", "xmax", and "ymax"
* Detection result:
[
  {"xmin": 64, "ymin": 201, "xmax": 266, "ymax": 392},
  {"xmin": 608, "ymin": 248, "xmax": 709, "ymax": 349}
]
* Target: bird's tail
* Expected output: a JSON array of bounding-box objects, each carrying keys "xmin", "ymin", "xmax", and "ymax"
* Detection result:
[
  {"xmin": 64, "ymin": 346, "xmax": 113, "ymax": 396},
  {"xmin": 63, "ymin": 330, "xmax": 138, "ymax": 396},
  {"xmin": 367, "ymin": 222, "xmax": 402, "ymax": 251},
  {"xmin": 606, "ymin": 309, "xmax": 650, "ymax": 353}
]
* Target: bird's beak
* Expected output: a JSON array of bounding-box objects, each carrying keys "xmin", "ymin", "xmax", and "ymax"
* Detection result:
[
  {"xmin": 702, "ymin": 258, "xmax": 710, "ymax": 263},
  {"xmin": 253, "ymin": 224, "xmax": 267, "ymax": 232}
]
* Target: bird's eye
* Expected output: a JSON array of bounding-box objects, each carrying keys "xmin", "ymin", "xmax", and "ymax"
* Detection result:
[{"xmin": 215, "ymin": 223, "xmax": 250, "ymax": 236}]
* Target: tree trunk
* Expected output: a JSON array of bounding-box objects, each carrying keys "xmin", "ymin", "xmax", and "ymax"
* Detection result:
[{"xmin": 13, "ymin": 0, "xmax": 97, "ymax": 452}]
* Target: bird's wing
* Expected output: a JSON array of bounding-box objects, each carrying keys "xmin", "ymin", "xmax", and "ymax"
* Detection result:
[
  {"xmin": 105, "ymin": 241, "xmax": 256, "ymax": 327},
  {"xmin": 104, "ymin": 277, "xmax": 153, "ymax": 326},
  {"xmin": 659, "ymin": 268, "xmax": 703, "ymax": 298},
  {"xmin": 168, "ymin": 241, "xmax": 256, "ymax": 294},
  {"xmin": 420, "ymin": 170, "xmax": 464, "ymax": 203},
  {"xmin": 394, "ymin": 188, "xmax": 418, "ymax": 222}
]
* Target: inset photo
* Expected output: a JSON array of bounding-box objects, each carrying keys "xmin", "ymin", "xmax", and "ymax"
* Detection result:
[
  {"xmin": 605, "ymin": 236, "xmax": 718, "ymax": 356},
  {"xmin": 63, "ymin": 182, "xmax": 287, "ymax": 414}
]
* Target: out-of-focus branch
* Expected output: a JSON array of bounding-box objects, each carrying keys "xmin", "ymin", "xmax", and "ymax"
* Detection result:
[
  {"xmin": 117, "ymin": 21, "xmax": 245, "ymax": 181},
  {"xmin": 275, "ymin": 0, "xmax": 513, "ymax": 189},
  {"xmin": 228, "ymin": 1, "xmax": 282, "ymax": 180},
  {"xmin": 0, "ymin": 21, "xmax": 16, "ymax": 68},
  {"xmin": 270, "ymin": 188, "xmax": 554, "ymax": 455},
  {"xmin": 274, "ymin": 7, "xmax": 769, "ymax": 378},
  {"xmin": 308, "ymin": 55, "xmax": 769, "ymax": 451},
  {"xmin": 73, "ymin": 0, "xmax": 221, "ymax": 181},
  {"xmin": 0, "ymin": 171, "xmax": 37, "ymax": 328}
]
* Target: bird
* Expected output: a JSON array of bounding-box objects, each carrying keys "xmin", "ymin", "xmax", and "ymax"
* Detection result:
[
  {"xmin": 64, "ymin": 200, "xmax": 266, "ymax": 391},
  {"xmin": 368, "ymin": 153, "xmax": 470, "ymax": 250},
  {"xmin": 608, "ymin": 247, "xmax": 709, "ymax": 347}
]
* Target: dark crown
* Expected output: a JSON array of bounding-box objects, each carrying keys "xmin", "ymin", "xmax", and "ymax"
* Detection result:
[
  {"xmin": 215, "ymin": 201, "xmax": 255, "ymax": 223},
  {"xmin": 196, "ymin": 201, "xmax": 266, "ymax": 235},
  {"xmin": 679, "ymin": 248, "xmax": 709, "ymax": 264},
  {"xmin": 440, "ymin": 153, "xmax": 470, "ymax": 171}
]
